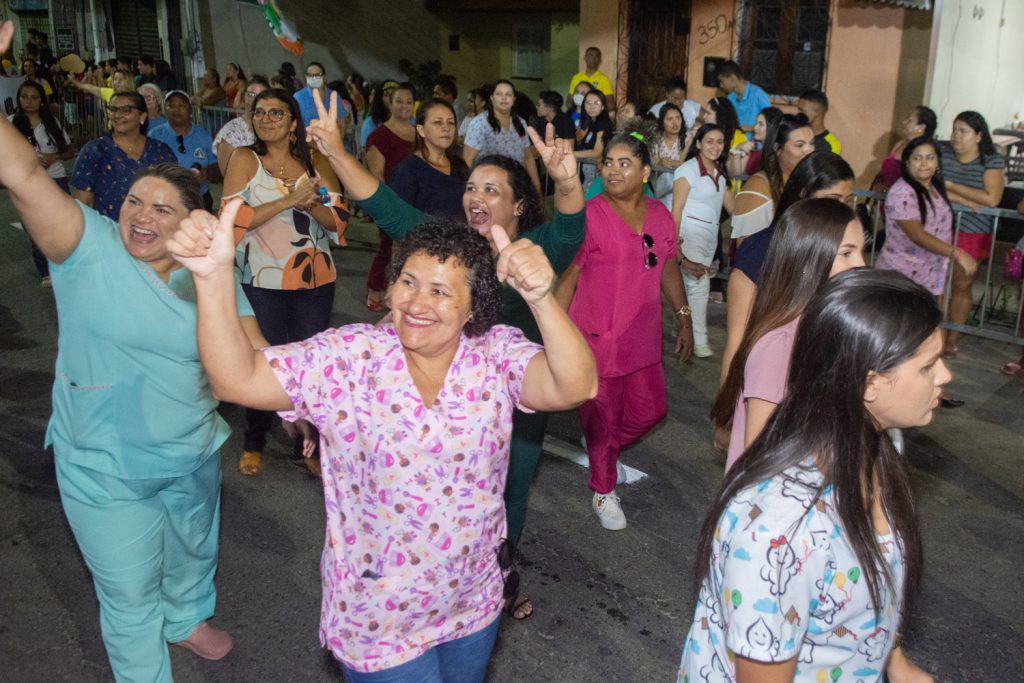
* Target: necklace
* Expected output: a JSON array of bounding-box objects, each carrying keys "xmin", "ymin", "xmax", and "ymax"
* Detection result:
[{"xmin": 115, "ymin": 134, "xmax": 139, "ymax": 157}]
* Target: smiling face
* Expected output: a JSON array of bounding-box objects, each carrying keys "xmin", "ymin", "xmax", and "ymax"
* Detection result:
[
  {"xmin": 697, "ymin": 129, "xmax": 725, "ymax": 164},
  {"xmin": 390, "ymin": 88, "xmax": 415, "ymax": 122},
  {"xmin": 906, "ymin": 143, "xmax": 939, "ymax": 185},
  {"xmin": 463, "ymin": 165, "xmax": 522, "ymax": 240},
  {"xmin": 118, "ymin": 176, "xmax": 191, "ymax": 264},
  {"xmin": 865, "ymin": 329, "xmax": 950, "ymax": 430},
  {"xmin": 252, "ymin": 96, "xmax": 296, "ymax": 143},
  {"xmin": 390, "ymin": 251, "xmax": 473, "ymax": 359},
  {"xmin": 418, "ymin": 103, "xmax": 456, "ymax": 152},
  {"xmin": 491, "ymin": 83, "xmax": 515, "ymax": 116},
  {"xmin": 108, "ymin": 95, "xmax": 147, "ymax": 135},
  {"xmin": 601, "ymin": 143, "xmax": 650, "ymax": 198},
  {"xmin": 828, "ymin": 220, "xmax": 866, "ymax": 278},
  {"xmin": 777, "ymin": 126, "xmax": 815, "ymax": 175},
  {"xmin": 140, "ymin": 89, "xmax": 161, "ymax": 117}
]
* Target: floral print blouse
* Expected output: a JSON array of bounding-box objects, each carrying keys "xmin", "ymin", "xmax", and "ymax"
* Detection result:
[{"xmin": 264, "ymin": 322, "xmax": 541, "ymax": 672}]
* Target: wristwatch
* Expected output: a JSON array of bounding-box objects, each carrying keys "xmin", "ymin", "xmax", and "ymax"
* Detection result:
[{"xmin": 675, "ymin": 305, "xmax": 692, "ymax": 317}]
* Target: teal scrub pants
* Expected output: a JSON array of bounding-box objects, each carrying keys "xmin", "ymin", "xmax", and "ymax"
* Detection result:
[
  {"xmin": 55, "ymin": 452, "xmax": 222, "ymax": 683},
  {"xmin": 504, "ymin": 409, "xmax": 549, "ymax": 549}
]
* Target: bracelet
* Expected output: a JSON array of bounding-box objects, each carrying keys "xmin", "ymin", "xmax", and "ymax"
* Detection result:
[{"xmin": 675, "ymin": 305, "xmax": 692, "ymax": 317}]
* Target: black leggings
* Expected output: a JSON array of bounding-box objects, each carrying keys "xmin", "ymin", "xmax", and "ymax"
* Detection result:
[{"xmin": 241, "ymin": 282, "xmax": 335, "ymax": 452}]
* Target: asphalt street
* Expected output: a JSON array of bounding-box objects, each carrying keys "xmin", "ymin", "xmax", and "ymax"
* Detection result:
[{"xmin": 1, "ymin": 196, "xmax": 1022, "ymax": 682}]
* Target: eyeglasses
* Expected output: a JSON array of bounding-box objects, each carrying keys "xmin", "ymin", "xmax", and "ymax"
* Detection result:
[
  {"xmin": 642, "ymin": 233, "xmax": 658, "ymax": 270},
  {"xmin": 305, "ymin": 72, "xmax": 324, "ymax": 78},
  {"xmin": 106, "ymin": 104, "xmax": 142, "ymax": 116},
  {"xmin": 244, "ymin": 90, "xmax": 260, "ymax": 98},
  {"xmin": 175, "ymin": 134, "xmax": 186, "ymax": 153},
  {"xmin": 496, "ymin": 539, "xmax": 519, "ymax": 601},
  {"xmin": 252, "ymin": 108, "xmax": 290, "ymax": 122}
]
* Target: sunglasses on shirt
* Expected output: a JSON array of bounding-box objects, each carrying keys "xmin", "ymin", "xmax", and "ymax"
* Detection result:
[{"xmin": 642, "ymin": 233, "xmax": 658, "ymax": 270}]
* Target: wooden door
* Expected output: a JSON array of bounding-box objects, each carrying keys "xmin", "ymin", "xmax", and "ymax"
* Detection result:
[{"xmin": 626, "ymin": 0, "xmax": 693, "ymax": 109}]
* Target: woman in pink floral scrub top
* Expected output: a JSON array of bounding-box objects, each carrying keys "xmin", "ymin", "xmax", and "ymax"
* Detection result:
[{"xmin": 168, "ymin": 207, "xmax": 597, "ymax": 681}]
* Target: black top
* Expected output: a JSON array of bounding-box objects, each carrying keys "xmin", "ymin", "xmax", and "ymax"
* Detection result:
[
  {"xmin": 733, "ymin": 224, "xmax": 774, "ymax": 284},
  {"xmin": 388, "ymin": 155, "xmax": 467, "ymax": 221},
  {"xmin": 576, "ymin": 117, "xmax": 613, "ymax": 152}
]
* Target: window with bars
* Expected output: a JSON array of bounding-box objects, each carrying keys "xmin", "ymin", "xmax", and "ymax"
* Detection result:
[
  {"xmin": 736, "ymin": 0, "xmax": 830, "ymax": 97},
  {"xmin": 512, "ymin": 24, "xmax": 546, "ymax": 80}
]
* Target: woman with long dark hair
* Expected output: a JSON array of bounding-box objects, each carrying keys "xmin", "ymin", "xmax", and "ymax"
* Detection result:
[
  {"xmin": 729, "ymin": 113, "xmax": 814, "ymax": 241},
  {"xmin": 463, "ymin": 79, "xmax": 541, "ymax": 193},
  {"xmin": 389, "ymin": 97, "xmax": 470, "ymax": 220},
  {"xmin": 574, "ymin": 88, "xmax": 613, "ymax": 190},
  {"xmin": 359, "ymin": 80, "xmax": 398, "ymax": 149},
  {"xmin": 728, "ymin": 106, "xmax": 783, "ymax": 178},
  {"xmin": 222, "ymin": 88, "xmax": 348, "ymax": 477},
  {"xmin": 671, "ymin": 123, "xmax": 734, "ymax": 358},
  {"xmin": 940, "ymin": 110, "xmax": 1005, "ymax": 356},
  {"xmin": 12, "ymin": 80, "xmax": 74, "ymax": 284},
  {"xmin": 556, "ymin": 124, "xmax": 694, "ymax": 531},
  {"xmin": 877, "ymin": 136, "xmax": 974, "ymax": 294},
  {"xmin": 712, "ymin": 198, "xmax": 865, "ymax": 470},
  {"xmin": 364, "ymin": 82, "xmax": 417, "ymax": 312},
  {"xmin": 682, "ymin": 268, "xmax": 942, "ymax": 682}
]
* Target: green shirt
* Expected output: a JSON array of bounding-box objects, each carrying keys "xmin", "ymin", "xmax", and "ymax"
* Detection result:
[{"xmin": 360, "ymin": 183, "xmax": 585, "ymax": 342}]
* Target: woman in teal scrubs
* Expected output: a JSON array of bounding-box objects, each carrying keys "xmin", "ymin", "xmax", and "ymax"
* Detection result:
[{"xmin": 0, "ymin": 21, "xmax": 264, "ymax": 681}]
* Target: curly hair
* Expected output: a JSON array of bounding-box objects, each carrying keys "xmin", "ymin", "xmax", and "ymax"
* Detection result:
[{"xmin": 388, "ymin": 219, "xmax": 502, "ymax": 337}]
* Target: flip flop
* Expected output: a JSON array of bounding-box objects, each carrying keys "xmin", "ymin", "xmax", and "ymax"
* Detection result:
[
  {"xmin": 1001, "ymin": 361, "xmax": 1023, "ymax": 376},
  {"xmin": 504, "ymin": 593, "xmax": 534, "ymax": 621}
]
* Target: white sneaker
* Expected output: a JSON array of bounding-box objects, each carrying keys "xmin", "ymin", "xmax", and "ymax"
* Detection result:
[
  {"xmin": 694, "ymin": 345, "xmax": 714, "ymax": 358},
  {"xmin": 616, "ymin": 461, "xmax": 627, "ymax": 484},
  {"xmin": 592, "ymin": 491, "xmax": 627, "ymax": 530}
]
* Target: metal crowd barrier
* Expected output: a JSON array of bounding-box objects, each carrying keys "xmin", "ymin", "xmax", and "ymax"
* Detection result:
[
  {"xmin": 195, "ymin": 105, "xmax": 238, "ymax": 138},
  {"xmin": 855, "ymin": 188, "xmax": 1024, "ymax": 346}
]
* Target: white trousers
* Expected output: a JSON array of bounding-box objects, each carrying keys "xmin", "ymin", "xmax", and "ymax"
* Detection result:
[{"xmin": 683, "ymin": 272, "xmax": 710, "ymax": 347}]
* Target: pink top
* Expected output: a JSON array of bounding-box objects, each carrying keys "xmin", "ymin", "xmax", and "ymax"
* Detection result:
[
  {"xmin": 875, "ymin": 178, "xmax": 953, "ymax": 295},
  {"xmin": 726, "ymin": 317, "xmax": 800, "ymax": 470},
  {"xmin": 264, "ymin": 323, "xmax": 541, "ymax": 672},
  {"xmin": 569, "ymin": 194, "xmax": 678, "ymax": 377}
]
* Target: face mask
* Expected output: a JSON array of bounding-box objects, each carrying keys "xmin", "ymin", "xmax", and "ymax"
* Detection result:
[
  {"xmin": 307, "ymin": 76, "xmax": 323, "ymax": 89},
  {"xmin": 572, "ymin": 94, "xmax": 584, "ymax": 107}
]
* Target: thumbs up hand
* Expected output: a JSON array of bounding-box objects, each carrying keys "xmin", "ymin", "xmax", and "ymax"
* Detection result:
[
  {"xmin": 492, "ymin": 224, "xmax": 555, "ymax": 306},
  {"xmin": 167, "ymin": 198, "xmax": 242, "ymax": 280}
]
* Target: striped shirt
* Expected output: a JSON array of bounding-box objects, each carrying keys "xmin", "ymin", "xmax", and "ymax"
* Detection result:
[{"xmin": 940, "ymin": 142, "xmax": 1005, "ymax": 234}]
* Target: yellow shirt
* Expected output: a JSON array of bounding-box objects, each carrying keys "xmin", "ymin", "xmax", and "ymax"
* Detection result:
[
  {"xmin": 730, "ymin": 129, "xmax": 747, "ymax": 150},
  {"xmin": 568, "ymin": 70, "xmax": 614, "ymax": 100}
]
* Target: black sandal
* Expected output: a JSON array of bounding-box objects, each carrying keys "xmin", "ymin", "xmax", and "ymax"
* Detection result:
[{"xmin": 504, "ymin": 593, "xmax": 534, "ymax": 620}]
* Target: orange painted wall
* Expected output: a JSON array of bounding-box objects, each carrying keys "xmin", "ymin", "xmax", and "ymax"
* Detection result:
[
  {"xmin": 577, "ymin": 0, "xmax": 621, "ymax": 95},
  {"xmin": 579, "ymin": 0, "xmax": 934, "ymax": 185}
]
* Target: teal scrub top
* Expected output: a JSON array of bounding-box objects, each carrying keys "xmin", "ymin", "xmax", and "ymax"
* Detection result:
[{"xmin": 45, "ymin": 202, "xmax": 254, "ymax": 479}]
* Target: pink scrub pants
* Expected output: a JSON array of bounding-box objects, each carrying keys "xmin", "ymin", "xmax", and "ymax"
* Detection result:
[{"xmin": 579, "ymin": 363, "xmax": 667, "ymax": 494}]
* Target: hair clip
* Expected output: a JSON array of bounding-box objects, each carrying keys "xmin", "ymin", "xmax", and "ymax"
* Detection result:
[{"xmin": 630, "ymin": 131, "xmax": 645, "ymax": 142}]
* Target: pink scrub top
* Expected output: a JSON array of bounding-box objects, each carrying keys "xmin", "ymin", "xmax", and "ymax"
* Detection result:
[
  {"xmin": 264, "ymin": 322, "xmax": 541, "ymax": 672},
  {"xmin": 569, "ymin": 194, "xmax": 677, "ymax": 377}
]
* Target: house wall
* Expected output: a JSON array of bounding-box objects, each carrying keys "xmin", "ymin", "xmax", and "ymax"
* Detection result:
[
  {"xmin": 927, "ymin": 0, "xmax": 1024, "ymax": 136},
  {"xmin": 437, "ymin": 12, "xmax": 579, "ymax": 100},
  {"xmin": 580, "ymin": 0, "xmax": 934, "ymax": 184}
]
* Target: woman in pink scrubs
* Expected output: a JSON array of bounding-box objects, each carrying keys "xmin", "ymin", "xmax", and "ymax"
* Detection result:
[{"xmin": 557, "ymin": 128, "xmax": 694, "ymax": 531}]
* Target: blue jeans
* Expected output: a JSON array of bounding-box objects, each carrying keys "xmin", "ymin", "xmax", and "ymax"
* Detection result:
[{"xmin": 341, "ymin": 617, "xmax": 500, "ymax": 683}]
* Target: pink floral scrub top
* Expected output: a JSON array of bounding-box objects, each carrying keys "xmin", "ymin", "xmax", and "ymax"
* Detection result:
[
  {"xmin": 875, "ymin": 178, "xmax": 953, "ymax": 296},
  {"xmin": 264, "ymin": 322, "xmax": 541, "ymax": 672}
]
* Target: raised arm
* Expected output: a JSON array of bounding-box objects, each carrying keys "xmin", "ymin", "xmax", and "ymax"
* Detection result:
[
  {"xmin": 492, "ymin": 225, "xmax": 597, "ymax": 411},
  {"xmin": 167, "ymin": 199, "xmax": 292, "ymax": 410},
  {"xmin": 305, "ymin": 88, "xmax": 381, "ymax": 201},
  {"xmin": 0, "ymin": 22, "xmax": 83, "ymax": 263},
  {"xmin": 528, "ymin": 123, "xmax": 584, "ymax": 216},
  {"xmin": 68, "ymin": 77, "xmax": 103, "ymax": 100}
]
